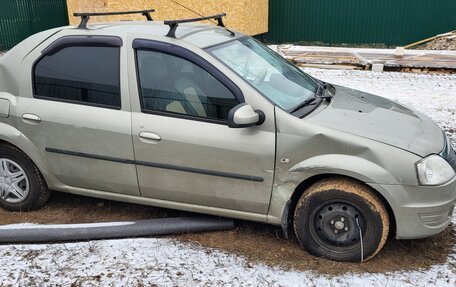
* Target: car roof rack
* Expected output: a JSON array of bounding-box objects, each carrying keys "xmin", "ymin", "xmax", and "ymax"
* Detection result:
[
  {"xmin": 164, "ymin": 13, "xmax": 235, "ymax": 38},
  {"xmin": 74, "ymin": 9, "xmax": 155, "ymax": 29}
]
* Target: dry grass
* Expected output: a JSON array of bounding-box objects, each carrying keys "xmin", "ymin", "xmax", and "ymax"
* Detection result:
[
  {"xmin": 0, "ymin": 192, "xmax": 180, "ymax": 225},
  {"xmin": 0, "ymin": 192, "xmax": 454, "ymax": 276},
  {"xmin": 178, "ymin": 221, "xmax": 456, "ymax": 276}
]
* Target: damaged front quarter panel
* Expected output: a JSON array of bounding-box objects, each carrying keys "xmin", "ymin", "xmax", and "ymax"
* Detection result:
[{"xmin": 267, "ymin": 106, "xmax": 422, "ymax": 230}]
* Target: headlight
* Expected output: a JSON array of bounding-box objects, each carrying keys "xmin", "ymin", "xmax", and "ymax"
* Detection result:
[{"xmin": 416, "ymin": 155, "xmax": 456, "ymax": 186}]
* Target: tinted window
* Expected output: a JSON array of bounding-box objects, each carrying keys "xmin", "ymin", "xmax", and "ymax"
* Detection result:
[
  {"xmin": 34, "ymin": 46, "xmax": 121, "ymax": 108},
  {"xmin": 137, "ymin": 50, "xmax": 239, "ymax": 121}
]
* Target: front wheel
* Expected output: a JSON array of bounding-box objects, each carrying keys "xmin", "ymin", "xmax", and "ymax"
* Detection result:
[{"xmin": 293, "ymin": 177, "xmax": 389, "ymax": 262}]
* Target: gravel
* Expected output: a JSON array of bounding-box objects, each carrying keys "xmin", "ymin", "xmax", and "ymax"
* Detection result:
[{"xmin": 417, "ymin": 34, "xmax": 456, "ymax": 51}]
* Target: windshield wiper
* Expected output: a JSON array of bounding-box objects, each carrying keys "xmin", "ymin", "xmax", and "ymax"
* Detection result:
[{"xmin": 289, "ymin": 83, "xmax": 333, "ymax": 113}]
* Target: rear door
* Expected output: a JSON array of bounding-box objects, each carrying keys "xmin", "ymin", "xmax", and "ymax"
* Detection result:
[
  {"xmin": 17, "ymin": 35, "xmax": 139, "ymax": 195},
  {"xmin": 128, "ymin": 39, "xmax": 276, "ymax": 214}
]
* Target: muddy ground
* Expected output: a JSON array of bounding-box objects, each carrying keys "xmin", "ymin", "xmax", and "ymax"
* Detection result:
[{"xmin": 0, "ymin": 192, "xmax": 454, "ymax": 277}]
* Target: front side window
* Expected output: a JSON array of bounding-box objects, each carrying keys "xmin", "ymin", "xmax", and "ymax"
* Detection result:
[
  {"xmin": 136, "ymin": 50, "xmax": 239, "ymax": 121},
  {"xmin": 208, "ymin": 37, "xmax": 318, "ymax": 111},
  {"xmin": 34, "ymin": 46, "xmax": 121, "ymax": 108}
]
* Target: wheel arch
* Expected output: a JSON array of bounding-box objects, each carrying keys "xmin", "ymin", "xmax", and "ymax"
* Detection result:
[
  {"xmin": 0, "ymin": 131, "xmax": 52, "ymax": 188},
  {"xmin": 281, "ymin": 173, "xmax": 396, "ymax": 240}
]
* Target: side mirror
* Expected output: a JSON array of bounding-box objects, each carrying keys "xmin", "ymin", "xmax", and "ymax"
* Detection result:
[{"xmin": 228, "ymin": 103, "xmax": 265, "ymax": 128}]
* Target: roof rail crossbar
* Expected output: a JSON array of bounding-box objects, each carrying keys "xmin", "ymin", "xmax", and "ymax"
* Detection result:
[
  {"xmin": 164, "ymin": 13, "xmax": 234, "ymax": 38},
  {"xmin": 74, "ymin": 9, "xmax": 155, "ymax": 29}
]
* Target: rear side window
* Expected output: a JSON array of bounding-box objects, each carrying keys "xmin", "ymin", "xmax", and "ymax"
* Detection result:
[
  {"xmin": 136, "ymin": 50, "xmax": 239, "ymax": 122},
  {"xmin": 34, "ymin": 46, "xmax": 121, "ymax": 108}
]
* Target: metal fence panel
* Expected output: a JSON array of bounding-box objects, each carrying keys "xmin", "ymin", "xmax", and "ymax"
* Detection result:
[
  {"xmin": 267, "ymin": 0, "xmax": 456, "ymax": 46},
  {"xmin": 0, "ymin": 0, "xmax": 68, "ymax": 50}
]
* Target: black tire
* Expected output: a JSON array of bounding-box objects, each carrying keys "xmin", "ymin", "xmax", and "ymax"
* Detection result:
[
  {"xmin": 0, "ymin": 144, "xmax": 51, "ymax": 211},
  {"xmin": 293, "ymin": 177, "xmax": 389, "ymax": 262}
]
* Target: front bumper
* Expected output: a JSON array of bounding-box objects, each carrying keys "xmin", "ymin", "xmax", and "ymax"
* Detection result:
[{"xmin": 369, "ymin": 176, "xmax": 456, "ymax": 239}]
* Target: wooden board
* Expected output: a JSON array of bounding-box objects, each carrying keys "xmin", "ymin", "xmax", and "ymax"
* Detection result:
[{"xmin": 66, "ymin": 0, "xmax": 268, "ymax": 35}]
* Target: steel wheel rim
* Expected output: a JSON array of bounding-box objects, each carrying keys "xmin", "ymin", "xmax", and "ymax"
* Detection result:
[
  {"xmin": 0, "ymin": 158, "xmax": 29, "ymax": 204},
  {"xmin": 310, "ymin": 201, "xmax": 366, "ymax": 251}
]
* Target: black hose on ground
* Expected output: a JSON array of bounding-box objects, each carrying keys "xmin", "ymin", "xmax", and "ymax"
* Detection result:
[{"xmin": 0, "ymin": 217, "xmax": 234, "ymax": 244}]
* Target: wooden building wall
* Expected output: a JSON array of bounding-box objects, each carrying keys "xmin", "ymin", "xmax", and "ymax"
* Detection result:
[{"xmin": 66, "ymin": 0, "xmax": 268, "ymax": 35}]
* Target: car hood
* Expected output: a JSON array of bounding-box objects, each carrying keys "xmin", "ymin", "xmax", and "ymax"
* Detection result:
[{"xmin": 306, "ymin": 85, "xmax": 444, "ymax": 157}]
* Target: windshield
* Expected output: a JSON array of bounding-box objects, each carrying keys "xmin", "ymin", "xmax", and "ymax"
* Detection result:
[{"xmin": 208, "ymin": 37, "xmax": 318, "ymax": 110}]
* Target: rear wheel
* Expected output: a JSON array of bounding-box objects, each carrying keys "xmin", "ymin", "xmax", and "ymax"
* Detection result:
[
  {"xmin": 293, "ymin": 177, "xmax": 389, "ymax": 262},
  {"xmin": 0, "ymin": 144, "xmax": 50, "ymax": 211}
]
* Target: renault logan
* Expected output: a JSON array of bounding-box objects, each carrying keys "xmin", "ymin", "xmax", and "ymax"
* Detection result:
[{"xmin": 0, "ymin": 11, "xmax": 454, "ymax": 262}]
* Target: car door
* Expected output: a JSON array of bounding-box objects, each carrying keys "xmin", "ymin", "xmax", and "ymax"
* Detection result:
[
  {"xmin": 17, "ymin": 35, "xmax": 139, "ymax": 196},
  {"xmin": 128, "ymin": 39, "xmax": 276, "ymax": 214}
]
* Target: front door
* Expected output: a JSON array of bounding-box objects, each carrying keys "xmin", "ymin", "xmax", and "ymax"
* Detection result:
[{"xmin": 130, "ymin": 40, "xmax": 275, "ymax": 214}]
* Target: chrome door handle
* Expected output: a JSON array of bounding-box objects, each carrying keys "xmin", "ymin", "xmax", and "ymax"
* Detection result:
[
  {"xmin": 22, "ymin": 113, "xmax": 41, "ymax": 123},
  {"xmin": 139, "ymin": 132, "xmax": 162, "ymax": 142}
]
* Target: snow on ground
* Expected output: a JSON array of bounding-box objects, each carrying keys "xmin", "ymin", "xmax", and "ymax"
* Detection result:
[
  {"xmin": 0, "ymin": 234, "xmax": 455, "ymax": 287},
  {"xmin": 0, "ymin": 69, "xmax": 455, "ymax": 286}
]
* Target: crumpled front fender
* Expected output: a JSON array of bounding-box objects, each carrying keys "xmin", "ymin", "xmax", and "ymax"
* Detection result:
[{"xmin": 288, "ymin": 154, "xmax": 397, "ymax": 184}]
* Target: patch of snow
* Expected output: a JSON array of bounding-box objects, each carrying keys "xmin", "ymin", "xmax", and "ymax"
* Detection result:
[
  {"xmin": 0, "ymin": 238, "xmax": 454, "ymax": 286},
  {"xmin": 0, "ymin": 221, "xmax": 135, "ymax": 230}
]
